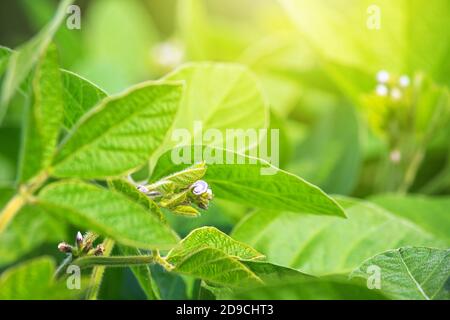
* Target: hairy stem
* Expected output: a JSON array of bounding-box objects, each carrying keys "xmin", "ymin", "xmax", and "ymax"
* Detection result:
[
  {"xmin": 0, "ymin": 194, "xmax": 25, "ymax": 233},
  {"xmin": 54, "ymin": 255, "xmax": 73, "ymax": 279},
  {"xmin": 0, "ymin": 171, "xmax": 48, "ymax": 234},
  {"xmin": 85, "ymin": 239, "xmax": 115, "ymax": 300},
  {"xmin": 73, "ymin": 255, "xmax": 156, "ymax": 269}
]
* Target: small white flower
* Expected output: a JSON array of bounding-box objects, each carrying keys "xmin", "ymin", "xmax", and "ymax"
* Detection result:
[
  {"xmin": 191, "ymin": 180, "xmax": 209, "ymax": 195},
  {"xmin": 376, "ymin": 70, "xmax": 390, "ymax": 83},
  {"xmin": 376, "ymin": 84, "xmax": 388, "ymax": 96},
  {"xmin": 399, "ymin": 75, "xmax": 410, "ymax": 87},
  {"xmin": 390, "ymin": 87, "xmax": 402, "ymax": 100}
]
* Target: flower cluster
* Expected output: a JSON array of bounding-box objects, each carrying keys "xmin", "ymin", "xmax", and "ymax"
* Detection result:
[
  {"xmin": 58, "ymin": 231, "xmax": 104, "ymax": 257},
  {"xmin": 374, "ymin": 70, "xmax": 410, "ymax": 101},
  {"xmin": 137, "ymin": 162, "xmax": 213, "ymax": 217}
]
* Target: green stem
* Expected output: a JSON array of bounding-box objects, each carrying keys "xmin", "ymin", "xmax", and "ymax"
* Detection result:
[
  {"xmin": 73, "ymin": 255, "xmax": 156, "ymax": 269},
  {"xmin": 0, "ymin": 171, "xmax": 48, "ymax": 234},
  {"xmin": 54, "ymin": 255, "xmax": 73, "ymax": 279},
  {"xmin": 85, "ymin": 239, "xmax": 115, "ymax": 300},
  {"xmin": 397, "ymin": 148, "xmax": 425, "ymax": 194}
]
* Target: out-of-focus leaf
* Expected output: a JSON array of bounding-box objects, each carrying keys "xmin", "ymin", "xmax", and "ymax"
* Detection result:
[
  {"xmin": 351, "ymin": 247, "xmax": 450, "ymax": 300},
  {"xmin": 0, "ymin": 203, "xmax": 68, "ymax": 267},
  {"xmin": 0, "ymin": 256, "xmax": 84, "ymax": 299},
  {"xmin": 0, "ymin": 46, "xmax": 12, "ymax": 77},
  {"xmin": 281, "ymin": 0, "xmax": 450, "ymax": 86},
  {"xmin": 232, "ymin": 198, "xmax": 448, "ymax": 275},
  {"xmin": 152, "ymin": 146, "xmax": 345, "ymax": 217},
  {"xmin": 161, "ymin": 63, "xmax": 269, "ymax": 154},
  {"xmin": 289, "ymin": 103, "xmax": 361, "ymax": 195},
  {"xmin": 37, "ymin": 180, "xmax": 179, "ymax": 250},
  {"xmin": 18, "ymin": 44, "xmax": 64, "ymax": 183},
  {"xmin": 78, "ymin": 0, "xmax": 159, "ymax": 92},
  {"xmin": 0, "ymin": 127, "xmax": 21, "ymax": 184},
  {"xmin": 371, "ymin": 195, "xmax": 450, "ymax": 244},
  {"xmin": 51, "ymin": 83, "xmax": 182, "ymax": 179},
  {"xmin": 226, "ymin": 276, "xmax": 388, "ymax": 300},
  {"xmin": 0, "ymin": 0, "xmax": 74, "ymax": 117}
]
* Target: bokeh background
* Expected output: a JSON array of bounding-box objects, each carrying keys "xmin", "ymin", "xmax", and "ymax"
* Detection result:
[{"xmin": 1, "ymin": 0, "xmax": 449, "ymax": 299}]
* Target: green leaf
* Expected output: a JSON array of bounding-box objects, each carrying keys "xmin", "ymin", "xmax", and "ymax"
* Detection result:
[
  {"xmin": 0, "ymin": 46, "xmax": 12, "ymax": 77},
  {"xmin": 168, "ymin": 247, "xmax": 262, "ymax": 287},
  {"xmin": 151, "ymin": 146, "xmax": 345, "ymax": 217},
  {"xmin": 18, "ymin": 43, "xmax": 64, "ymax": 182},
  {"xmin": 161, "ymin": 63, "xmax": 269, "ymax": 153},
  {"xmin": 51, "ymin": 82, "xmax": 183, "ymax": 179},
  {"xmin": 61, "ymin": 70, "xmax": 107, "ymax": 129},
  {"xmin": 242, "ymin": 261, "xmax": 312, "ymax": 283},
  {"xmin": 226, "ymin": 277, "xmax": 388, "ymax": 300},
  {"xmin": 232, "ymin": 198, "xmax": 448, "ymax": 276},
  {"xmin": 118, "ymin": 245, "xmax": 160, "ymax": 300},
  {"xmin": 166, "ymin": 227, "xmax": 265, "ymax": 265},
  {"xmin": 37, "ymin": 180, "xmax": 179, "ymax": 250},
  {"xmin": 351, "ymin": 247, "xmax": 450, "ymax": 300},
  {"xmin": 0, "ymin": 256, "xmax": 84, "ymax": 300},
  {"xmin": 107, "ymin": 178, "xmax": 163, "ymax": 221},
  {"xmin": 371, "ymin": 195, "xmax": 450, "ymax": 244},
  {"xmin": 288, "ymin": 103, "xmax": 361, "ymax": 195},
  {"xmin": 165, "ymin": 227, "xmax": 264, "ymax": 287},
  {"xmin": 0, "ymin": 204, "xmax": 68, "ymax": 267},
  {"xmin": 0, "ymin": 0, "xmax": 74, "ymax": 118}
]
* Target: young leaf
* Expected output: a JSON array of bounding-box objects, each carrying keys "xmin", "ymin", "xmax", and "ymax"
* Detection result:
[
  {"xmin": 165, "ymin": 227, "xmax": 264, "ymax": 287},
  {"xmin": 119, "ymin": 245, "xmax": 161, "ymax": 300},
  {"xmin": 36, "ymin": 180, "xmax": 179, "ymax": 250},
  {"xmin": 168, "ymin": 247, "xmax": 263, "ymax": 287},
  {"xmin": 160, "ymin": 63, "xmax": 269, "ymax": 153},
  {"xmin": 108, "ymin": 178, "xmax": 163, "ymax": 221},
  {"xmin": 151, "ymin": 146, "xmax": 345, "ymax": 217},
  {"xmin": 51, "ymin": 82, "xmax": 182, "ymax": 179},
  {"xmin": 18, "ymin": 43, "xmax": 64, "ymax": 182},
  {"xmin": 166, "ymin": 226, "xmax": 265, "ymax": 265},
  {"xmin": 61, "ymin": 70, "xmax": 107, "ymax": 129},
  {"xmin": 226, "ymin": 277, "xmax": 388, "ymax": 300},
  {"xmin": 232, "ymin": 198, "xmax": 448, "ymax": 276},
  {"xmin": 351, "ymin": 247, "xmax": 450, "ymax": 300},
  {"xmin": 0, "ymin": 256, "xmax": 85, "ymax": 300},
  {"xmin": 0, "ymin": 204, "xmax": 68, "ymax": 267},
  {"xmin": 0, "ymin": 0, "xmax": 74, "ymax": 118}
]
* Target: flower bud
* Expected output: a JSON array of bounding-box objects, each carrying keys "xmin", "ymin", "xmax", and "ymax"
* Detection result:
[
  {"xmin": 58, "ymin": 242, "xmax": 72, "ymax": 253},
  {"xmin": 137, "ymin": 185, "xmax": 149, "ymax": 193}
]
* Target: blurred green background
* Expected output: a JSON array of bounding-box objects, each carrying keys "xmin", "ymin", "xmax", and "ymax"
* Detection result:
[{"xmin": 0, "ymin": 0, "xmax": 449, "ymax": 299}]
